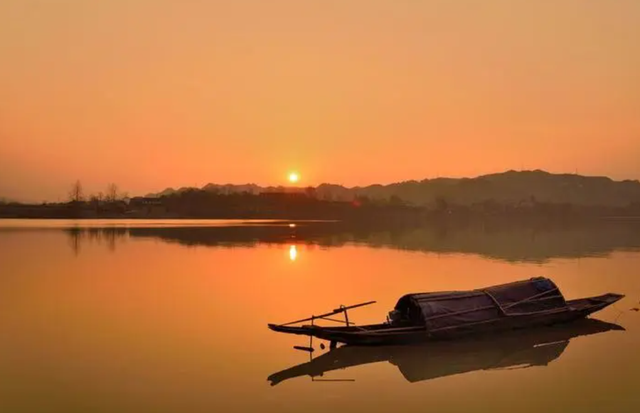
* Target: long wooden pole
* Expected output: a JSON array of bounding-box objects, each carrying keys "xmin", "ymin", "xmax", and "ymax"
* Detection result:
[{"xmin": 279, "ymin": 301, "xmax": 377, "ymax": 327}]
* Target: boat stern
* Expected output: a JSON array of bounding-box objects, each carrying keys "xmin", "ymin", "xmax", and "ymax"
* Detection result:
[{"xmin": 584, "ymin": 292, "xmax": 625, "ymax": 314}]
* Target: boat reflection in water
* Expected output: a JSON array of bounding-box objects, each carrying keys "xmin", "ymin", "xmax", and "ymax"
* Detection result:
[{"xmin": 268, "ymin": 318, "xmax": 624, "ymax": 386}]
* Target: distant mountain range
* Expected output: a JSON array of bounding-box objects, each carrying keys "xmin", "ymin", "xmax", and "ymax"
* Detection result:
[{"xmin": 147, "ymin": 170, "xmax": 640, "ymax": 207}]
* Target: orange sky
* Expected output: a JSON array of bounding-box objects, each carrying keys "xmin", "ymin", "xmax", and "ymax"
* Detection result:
[{"xmin": 1, "ymin": 1, "xmax": 639, "ymax": 201}]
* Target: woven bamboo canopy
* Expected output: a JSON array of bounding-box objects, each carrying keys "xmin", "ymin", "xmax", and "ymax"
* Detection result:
[{"xmin": 394, "ymin": 277, "xmax": 567, "ymax": 333}]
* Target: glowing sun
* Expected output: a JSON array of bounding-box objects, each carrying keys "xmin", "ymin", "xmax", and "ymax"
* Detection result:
[{"xmin": 288, "ymin": 172, "xmax": 300, "ymax": 183}]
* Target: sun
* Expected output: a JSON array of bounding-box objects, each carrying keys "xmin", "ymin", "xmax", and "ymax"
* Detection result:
[{"xmin": 288, "ymin": 172, "xmax": 300, "ymax": 183}]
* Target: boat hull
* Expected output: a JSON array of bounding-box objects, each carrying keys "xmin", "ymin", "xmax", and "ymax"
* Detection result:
[{"xmin": 268, "ymin": 293, "xmax": 624, "ymax": 346}]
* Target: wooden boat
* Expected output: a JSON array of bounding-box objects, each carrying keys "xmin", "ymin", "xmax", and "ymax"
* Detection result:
[
  {"xmin": 268, "ymin": 318, "xmax": 625, "ymax": 386},
  {"xmin": 268, "ymin": 277, "xmax": 624, "ymax": 346}
]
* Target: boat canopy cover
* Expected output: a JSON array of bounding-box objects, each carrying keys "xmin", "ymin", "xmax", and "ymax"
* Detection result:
[{"xmin": 394, "ymin": 277, "xmax": 567, "ymax": 333}]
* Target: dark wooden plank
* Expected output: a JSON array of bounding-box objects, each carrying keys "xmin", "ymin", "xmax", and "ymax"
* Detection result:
[{"xmin": 279, "ymin": 301, "xmax": 376, "ymax": 327}]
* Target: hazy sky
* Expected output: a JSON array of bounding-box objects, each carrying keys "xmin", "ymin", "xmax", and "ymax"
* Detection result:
[{"xmin": 1, "ymin": 1, "xmax": 639, "ymax": 201}]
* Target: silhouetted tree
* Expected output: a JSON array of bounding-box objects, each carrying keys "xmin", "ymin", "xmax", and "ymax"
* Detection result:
[
  {"xmin": 105, "ymin": 183, "xmax": 119, "ymax": 202},
  {"xmin": 69, "ymin": 180, "xmax": 84, "ymax": 202},
  {"xmin": 89, "ymin": 192, "xmax": 104, "ymax": 203},
  {"xmin": 89, "ymin": 192, "xmax": 104, "ymax": 212}
]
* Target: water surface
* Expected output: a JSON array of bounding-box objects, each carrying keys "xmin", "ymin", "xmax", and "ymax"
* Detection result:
[{"xmin": 1, "ymin": 219, "xmax": 639, "ymax": 412}]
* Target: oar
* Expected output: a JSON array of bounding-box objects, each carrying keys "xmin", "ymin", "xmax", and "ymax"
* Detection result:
[{"xmin": 279, "ymin": 301, "xmax": 377, "ymax": 327}]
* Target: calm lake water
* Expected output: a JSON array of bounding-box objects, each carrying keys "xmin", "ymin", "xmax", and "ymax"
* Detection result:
[{"xmin": 1, "ymin": 219, "xmax": 639, "ymax": 412}]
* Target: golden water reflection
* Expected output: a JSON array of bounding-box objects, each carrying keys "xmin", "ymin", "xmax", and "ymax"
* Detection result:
[
  {"xmin": 289, "ymin": 245, "xmax": 298, "ymax": 261},
  {"xmin": 0, "ymin": 222, "xmax": 639, "ymax": 413}
]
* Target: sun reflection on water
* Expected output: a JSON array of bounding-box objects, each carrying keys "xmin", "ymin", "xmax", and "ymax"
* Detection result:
[{"xmin": 289, "ymin": 245, "xmax": 298, "ymax": 261}]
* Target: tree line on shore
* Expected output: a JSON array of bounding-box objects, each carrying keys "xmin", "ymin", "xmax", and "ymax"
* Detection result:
[
  {"xmin": 67, "ymin": 180, "xmax": 127, "ymax": 204},
  {"xmin": 2, "ymin": 174, "xmax": 640, "ymax": 220},
  {"xmin": 152, "ymin": 187, "xmax": 640, "ymax": 220}
]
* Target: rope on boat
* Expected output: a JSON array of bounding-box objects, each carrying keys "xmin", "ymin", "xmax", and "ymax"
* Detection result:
[
  {"xmin": 610, "ymin": 299, "xmax": 640, "ymax": 324},
  {"xmin": 422, "ymin": 288, "xmax": 562, "ymax": 323}
]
